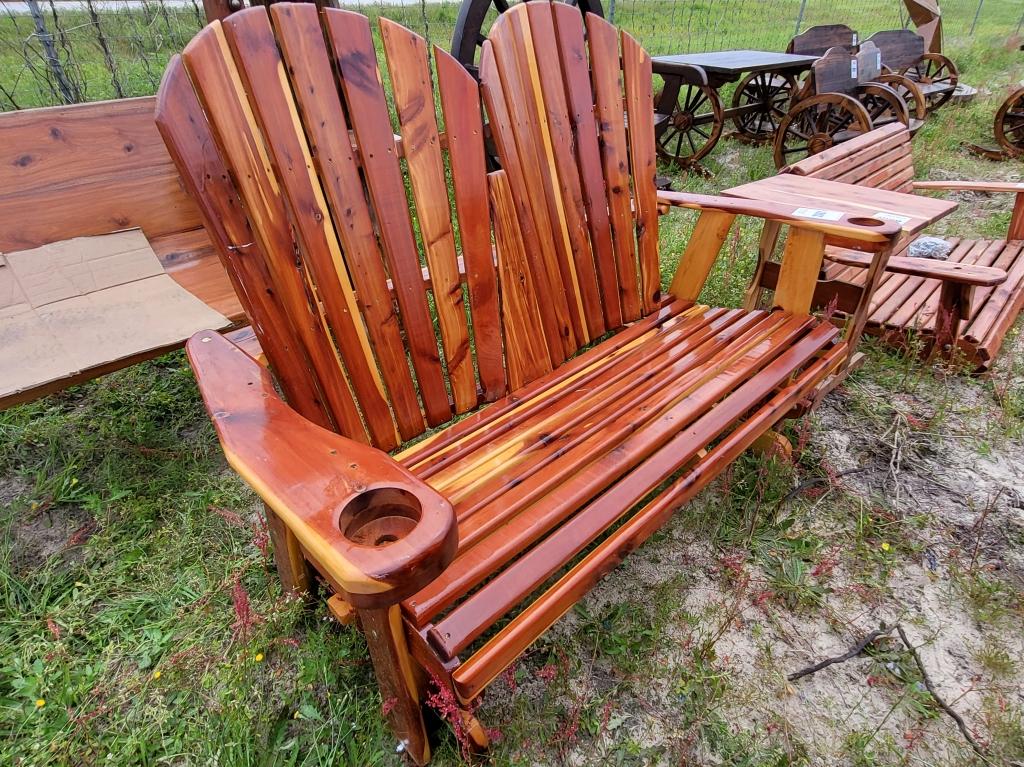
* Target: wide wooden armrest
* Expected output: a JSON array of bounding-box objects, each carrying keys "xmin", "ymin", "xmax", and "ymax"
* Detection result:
[
  {"xmin": 185, "ymin": 331, "xmax": 458, "ymax": 608},
  {"xmin": 912, "ymin": 181, "xmax": 1024, "ymax": 194},
  {"xmin": 828, "ymin": 251, "xmax": 1007, "ymax": 286},
  {"xmin": 657, "ymin": 191, "xmax": 901, "ymax": 245}
]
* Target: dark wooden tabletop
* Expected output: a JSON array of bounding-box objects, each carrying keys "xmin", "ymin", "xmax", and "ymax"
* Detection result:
[{"xmin": 652, "ymin": 50, "xmax": 818, "ymax": 76}]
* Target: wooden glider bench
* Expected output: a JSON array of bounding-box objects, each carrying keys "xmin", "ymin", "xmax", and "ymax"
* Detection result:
[
  {"xmin": 157, "ymin": 4, "xmax": 904, "ymax": 762},
  {"xmin": 781, "ymin": 123, "xmax": 1023, "ymax": 370},
  {"xmin": 0, "ymin": 97, "xmax": 250, "ymax": 408}
]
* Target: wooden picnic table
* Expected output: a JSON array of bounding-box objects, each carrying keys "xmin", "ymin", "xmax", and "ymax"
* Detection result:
[{"xmin": 650, "ymin": 49, "xmax": 819, "ymax": 166}]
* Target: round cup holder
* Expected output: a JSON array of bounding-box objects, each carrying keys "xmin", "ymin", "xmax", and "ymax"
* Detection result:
[
  {"xmin": 338, "ymin": 487, "xmax": 422, "ymax": 548},
  {"xmin": 846, "ymin": 216, "xmax": 886, "ymax": 227}
]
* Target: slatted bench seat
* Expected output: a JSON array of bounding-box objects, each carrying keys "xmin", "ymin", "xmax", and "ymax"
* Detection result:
[{"xmin": 780, "ymin": 123, "xmax": 1023, "ymax": 369}]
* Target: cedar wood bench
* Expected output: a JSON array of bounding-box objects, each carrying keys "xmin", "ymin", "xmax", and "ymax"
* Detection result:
[
  {"xmin": 157, "ymin": 4, "xmax": 905, "ymax": 761},
  {"xmin": 779, "ymin": 123, "xmax": 1024, "ymax": 370}
]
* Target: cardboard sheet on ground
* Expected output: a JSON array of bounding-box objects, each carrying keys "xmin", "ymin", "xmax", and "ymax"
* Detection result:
[{"xmin": 0, "ymin": 229, "xmax": 230, "ymax": 400}]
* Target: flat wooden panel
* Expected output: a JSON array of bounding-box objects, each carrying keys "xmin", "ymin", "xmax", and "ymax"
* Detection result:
[
  {"xmin": 488, "ymin": 171, "xmax": 552, "ymax": 391},
  {"xmin": 435, "ymin": 47, "xmax": 507, "ymax": 403},
  {"xmin": 272, "ymin": 3, "xmax": 425, "ymax": 441},
  {"xmin": 181, "ymin": 21, "xmax": 368, "ymax": 443},
  {"xmin": 223, "ymin": 8, "xmax": 400, "ymax": 449},
  {"xmin": 774, "ymin": 228, "xmax": 827, "ymax": 315},
  {"xmin": 524, "ymin": 1, "xmax": 605, "ymax": 340},
  {"xmin": 551, "ymin": 2, "xmax": 622, "ymax": 329},
  {"xmin": 487, "ymin": 12, "xmax": 582, "ymax": 354},
  {"xmin": 621, "ymin": 30, "xmax": 661, "ymax": 314},
  {"xmin": 587, "ymin": 13, "xmax": 643, "ymax": 321},
  {"xmin": 326, "ymin": 8, "xmax": 453, "ymax": 428},
  {"xmin": 479, "ymin": 43, "xmax": 565, "ymax": 368},
  {"xmin": 381, "ymin": 19, "xmax": 477, "ymax": 415}
]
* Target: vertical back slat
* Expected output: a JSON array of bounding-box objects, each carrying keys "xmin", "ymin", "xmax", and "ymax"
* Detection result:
[
  {"xmin": 270, "ymin": 3, "xmax": 426, "ymax": 441},
  {"xmin": 550, "ymin": 2, "xmax": 622, "ymax": 330},
  {"xmin": 524, "ymin": 2, "xmax": 605, "ymax": 340},
  {"xmin": 434, "ymin": 46, "xmax": 507, "ymax": 402},
  {"xmin": 180, "ymin": 23, "xmax": 369, "ymax": 444},
  {"xmin": 325, "ymin": 9, "xmax": 453, "ymax": 427},
  {"xmin": 621, "ymin": 30, "xmax": 661, "ymax": 315},
  {"xmin": 478, "ymin": 44, "xmax": 563, "ymax": 369},
  {"xmin": 487, "ymin": 15, "xmax": 580, "ymax": 356},
  {"xmin": 155, "ymin": 55, "xmax": 332, "ymax": 431},
  {"xmin": 489, "ymin": 170, "xmax": 552, "ymax": 390},
  {"xmin": 586, "ymin": 14, "xmax": 643, "ymax": 322},
  {"xmin": 222, "ymin": 9, "xmax": 401, "ymax": 450},
  {"xmin": 380, "ymin": 19, "xmax": 477, "ymax": 415}
]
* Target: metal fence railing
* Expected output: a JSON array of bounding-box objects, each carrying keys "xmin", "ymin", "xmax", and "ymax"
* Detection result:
[{"xmin": 2, "ymin": 0, "xmax": 1021, "ymax": 111}]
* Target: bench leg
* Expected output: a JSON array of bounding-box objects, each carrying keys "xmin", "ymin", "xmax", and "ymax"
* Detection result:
[
  {"xmin": 744, "ymin": 220, "xmax": 782, "ymax": 310},
  {"xmin": 362, "ymin": 606, "xmax": 432, "ymax": 765},
  {"xmin": 934, "ymin": 282, "xmax": 970, "ymax": 359},
  {"xmin": 750, "ymin": 429, "xmax": 793, "ymax": 462},
  {"xmin": 263, "ymin": 503, "xmax": 314, "ymax": 598}
]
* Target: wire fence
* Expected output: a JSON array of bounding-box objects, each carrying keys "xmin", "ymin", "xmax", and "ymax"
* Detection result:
[{"xmin": 1, "ymin": 0, "xmax": 1021, "ymax": 111}]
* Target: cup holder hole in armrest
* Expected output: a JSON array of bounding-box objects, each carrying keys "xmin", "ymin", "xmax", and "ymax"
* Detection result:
[
  {"xmin": 338, "ymin": 487, "xmax": 422, "ymax": 548},
  {"xmin": 846, "ymin": 216, "xmax": 885, "ymax": 227}
]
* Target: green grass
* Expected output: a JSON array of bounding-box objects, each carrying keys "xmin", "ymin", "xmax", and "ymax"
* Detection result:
[{"xmin": 2, "ymin": 2, "xmax": 1024, "ymax": 765}]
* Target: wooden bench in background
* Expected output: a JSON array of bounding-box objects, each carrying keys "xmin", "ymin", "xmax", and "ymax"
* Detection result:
[
  {"xmin": 782, "ymin": 123, "xmax": 1024, "ymax": 370},
  {"xmin": 0, "ymin": 96, "xmax": 256, "ymax": 408}
]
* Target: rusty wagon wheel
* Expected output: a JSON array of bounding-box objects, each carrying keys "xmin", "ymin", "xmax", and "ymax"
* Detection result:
[
  {"xmin": 773, "ymin": 93, "xmax": 872, "ymax": 169},
  {"xmin": 903, "ymin": 53, "xmax": 958, "ymax": 111},
  {"xmin": 451, "ymin": 0, "xmax": 603, "ymax": 77},
  {"xmin": 995, "ymin": 87, "xmax": 1024, "ymax": 156},
  {"xmin": 654, "ymin": 82, "xmax": 724, "ymax": 166},
  {"xmin": 855, "ymin": 83, "xmax": 909, "ymax": 130},
  {"xmin": 876, "ymin": 73, "xmax": 927, "ymax": 122},
  {"xmin": 730, "ymin": 71, "xmax": 798, "ymax": 141}
]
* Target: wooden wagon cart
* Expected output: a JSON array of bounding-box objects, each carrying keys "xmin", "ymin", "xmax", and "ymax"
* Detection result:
[
  {"xmin": 156, "ymin": 4, "xmax": 905, "ymax": 760},
  {"xmin": 773, "ymin": 43, "xmax": 913, "ymax": 168}
]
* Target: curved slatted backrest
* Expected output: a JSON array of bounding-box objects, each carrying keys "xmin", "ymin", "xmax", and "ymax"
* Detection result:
[
  {"xmin": 156, "ymin": 2, "xmax": 662, "ymax": 449},
  {"xmin": 478, "ymin": 4, "xmax": 660, "ymax": 361},
  {"xmin": 156, "ymin": 3, "xmax": 509, "ymax": 450}
]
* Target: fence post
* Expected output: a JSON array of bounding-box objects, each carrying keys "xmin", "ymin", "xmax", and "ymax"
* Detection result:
[
  {"xmin": 26, "ymin": 0, "xmax": 78, "ymax": 104},
  {"xmin": 969, "ymin": 0, "xmax": 984, "ymax": 36},
  {"xmin": 608, "ymin": 0, "xmax": 616, "ymax": 24},
  {"xmin": 793, "ymin": 0, "xmax": 809, "ymax": 37}
]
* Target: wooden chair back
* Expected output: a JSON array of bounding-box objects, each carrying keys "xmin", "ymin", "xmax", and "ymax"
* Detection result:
[
  {"xmin": 867, "ymin": 29, "xmax": 925, "ymax": 71},
  {"xmin": 155, "ymin": 3, "xmax": 659, "ymax": 452},
  {"xmin": 810, "ymin": 47, "xmax": 861, "ymax": 96},
  {"xmin": 783, "ymin": 123, "xmax": 915, "ymax": 193},
  {"xmin": 788, "ymin": 23, "xmax": 859, "ymax": 56},
  {"xmin": 856, "ymin": 41, "xmax": 883, "ymax": 83}
]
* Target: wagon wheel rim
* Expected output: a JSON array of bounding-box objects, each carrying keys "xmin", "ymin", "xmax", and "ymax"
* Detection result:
[
  {"xmin": 877, "ymin": 73, "xmax": 927, "ymax": 121},
  {"xmin": 450, "ymin": 0, "xmax": 604, "ymax": 77},
  {"xmin": 995, "ymin": 88, "xmax": 1024, "ymax": 154},
  {"xmin": 730, "ymin": 71, "xmax": 797, "ymax": 140},
  {"xmin": 655, "ymin": 83, "xmax": 724, "ymax": 166},
  {"xmin": 904, "ymin": 55, "xmax": 958, "ymax": 110},
  {"xmin": 773, "ymin": 94, "xmax": 871, "ymax": 168},
  {"xmin": 856, "ymin": 84, "xmax": 909, "ymax": 130}
]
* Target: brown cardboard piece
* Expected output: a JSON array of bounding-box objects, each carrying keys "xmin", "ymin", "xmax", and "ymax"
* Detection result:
[{"xmin": 1, "ymin": 229, "xmax": 230, "ymax": 400}]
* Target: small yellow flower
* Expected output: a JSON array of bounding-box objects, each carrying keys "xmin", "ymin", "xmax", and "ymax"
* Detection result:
[
  {"xmin": 153, "ymin": 670, "xmax": 162, "ymax": 680},
  {"xmin": 881, "ymin": 542, "xmax": 891, "ymax": 552},
  {"xmin": 293, "ymin": 710, "xmax": 301, "ymax": 719},
  {"xmin": 35, "ymin": 699, "xmax": 45, "ymax": 708},
  {"xmin": 254, "ymin": 653, "xmax": 264, "ymax": 663},
  {"xmin": 70, "ymin": 478, "xmax": 78, "ymax": 486},
  {"xmin": 30, "ymin": 501, "xmax": 39, "ymax": 510}
]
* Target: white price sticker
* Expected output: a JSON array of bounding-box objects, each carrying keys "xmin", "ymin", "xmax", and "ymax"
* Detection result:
[
  {"xmin": 793, "ymin": 207, "xmax": 844, "ymax": 221},
  {"xmin": 852, "ymin": 32, "xmax": 859, "ymax": 45},
  {"xmin": 874, "ymin": 211, "xmax": 912, "ymax": 224},
  {"xmin": 851, "ymin": 60, "xmax": 858, "ymax": 78},
  {"xmin": 876, "ymin": 51, "xmax": 882, "ymax": 68}
]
